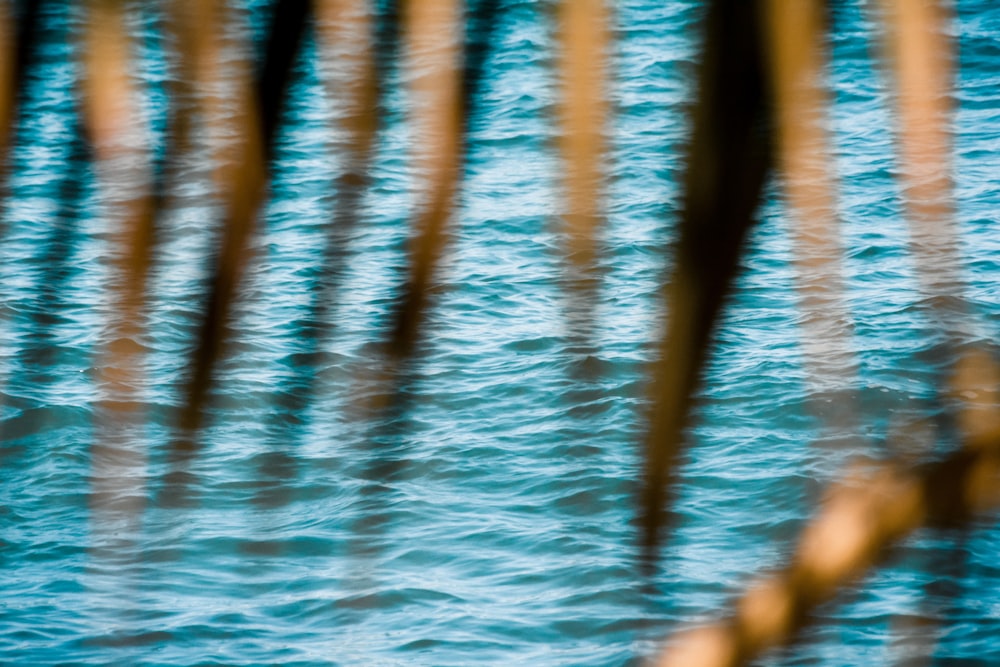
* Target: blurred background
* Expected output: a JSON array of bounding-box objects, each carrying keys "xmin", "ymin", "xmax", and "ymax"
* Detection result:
[{"xmin": 0, "ymin": 1, "xmax": 998, "ymax": 665}]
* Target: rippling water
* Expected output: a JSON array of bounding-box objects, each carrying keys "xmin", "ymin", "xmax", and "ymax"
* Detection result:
[{"xmin": 1, "ymin": 1, "xmax": 999, "ymax": 665}]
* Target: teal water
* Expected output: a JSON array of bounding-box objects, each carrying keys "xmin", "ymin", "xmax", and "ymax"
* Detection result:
[{"xmin": 1, "ymin": 1, "xmax": 999, "ymax": 665}]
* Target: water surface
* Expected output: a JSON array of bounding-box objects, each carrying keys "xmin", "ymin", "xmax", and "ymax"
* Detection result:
[{"xmin": 1, "ymin": 1, "xmax": 999, "ymax": 665}]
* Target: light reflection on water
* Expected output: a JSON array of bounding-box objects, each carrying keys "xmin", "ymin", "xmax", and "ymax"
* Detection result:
[{"xmin": 1, "ymin": 1, "xmax": 999, "ymax": 665}]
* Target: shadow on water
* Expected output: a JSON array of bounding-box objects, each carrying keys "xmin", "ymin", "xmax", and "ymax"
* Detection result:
[
  {"xmin": 341, "ymin": 0, "xmax": 511, "ymax": 578},
  {"xmin": 0, "ymin": 0, "xmax": 61, "ymax": 452},
  {"xmin": 158, "ymin": 0, "xmax": 313, "ymax": 509},
  {"xmin": 255, "ymin": 0, "xmax": 401, "ymax": 512},
  {"xmin": 1, "ymin": 114, "xmax": 92, "ymax": 450},
  {"xmin": 0, "ymin": 0, "xmax": 46, "ymax": 199},
  {"xmin": 640, "ymin": 0, "xmax": 772, "ymax": 565}
]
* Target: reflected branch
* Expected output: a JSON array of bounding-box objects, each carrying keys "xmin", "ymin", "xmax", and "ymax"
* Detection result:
[{"xmin": 656, "ymin": 421, "xmax": 1000, "ymax": 667}]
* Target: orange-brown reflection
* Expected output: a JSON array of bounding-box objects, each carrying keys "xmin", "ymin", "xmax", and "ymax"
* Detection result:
[
  {"xmin": 949, "ymin": 349, "xmax": 1000, "ymax": 514},
  {"xmin": 83, "ymin": 0, "xmax": 155, "ymax": 545},
  {"xmin": 384, "ymin": 0, "xmax": 463, "ymax": 366},
  {"xmin": 317, "ymin": 0, "xmax": 379, "ymax": 162},
  {"xmin": 172, "ymin": 3, "xmax": 292, "ymax": 451},
  {"xmin": 880, "ymin": 0, "xmax": 967, "ymax": 338},
  {"xmin": 655, "ymin": 415, "xmax": 1000, "ymax": 667},
  {"xmin": 303, "ymin": 0, "xmax": 378, "ymax": 367},
  {"xmin": 556, "ymin": 0, "xmax": 609, "ymax": 338},
  {"xmin": 165, "ymin": 0, "xmax": 226, "ymax": 163},
  {"xmin": 164, "ymin": 1, "xmax": 312, "ymax": 510},
  {"xmin": 765, "ymin": 0, "xmax": 858, "ymax": 417},
  {"xmin": 877, "ymin": 4, "xmax": 977, "ymax": 656}
]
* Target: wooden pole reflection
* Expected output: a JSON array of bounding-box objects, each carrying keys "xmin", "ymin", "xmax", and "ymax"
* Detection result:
[
  {"xmin": 84, "ymin": 0, "xmax": 155, "ymax": 548},
  {"xmin": 765, "ymin": 0, "xmax": 859, "ymax": 419},
  {"xmin": 384, "ymin": 0, "xmax": 463, "ymax": 366},
  {"xmin": 881, "ymin": 0, "xmax": 967, "ymax": 339},
  {"xmin": 171, "ymin": 0, "xmax": 310, "ymax": 467},
  {"xmin": 656, "ymin": 431, "xmax": 1000, "ymax": 667},
  {"xmin": 556, "ymin": 0, "xmax": 609, "ymax": 342},
  {"xmin": 641, "ymin": 0, "xmax": 772, "ymax": 561}
]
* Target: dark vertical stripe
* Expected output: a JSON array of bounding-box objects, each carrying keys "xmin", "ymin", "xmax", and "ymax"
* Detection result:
[{"xmin": 640, "ymin": 0, "xmax": 773, "ymax": 562}]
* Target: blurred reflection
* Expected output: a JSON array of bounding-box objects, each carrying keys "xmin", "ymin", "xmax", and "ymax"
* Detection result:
[
  {"xmin": 765, "ymin": 0, "xmax": 860, "ymax": 436},
  {"xmin": 2, "ymin": 123, "xmax": 91, "ymax": 447},
  {"xmin": 84, "ymin": 0, "xmax": 154, "ymax": 560},
  {"xmin": 641, "ymin": 0, "xmax": 772, "ymax": 562},
  {"xmin": 556, "ymin": 0, "xmax": 609, "ymax": 353},
  {"xmin": 0, "ymin": 2, "xmax": 995, "ymax": 665},
  {"xmin": 880, "ymin": 0, "xmax": 968, "ymax": 343},
  {"xmin": 653, "ymin": 1, "xmax": 1000, "ymax": 665},
  {"xmin": 259, "ymin": 0, "xmax": 382, "ymax": 506},
  {"xmin": 0, "ymin": 0, "xmax": 44, "ymax": 196},
  {"xmin": 164, "ymin": 0, "xmax": 311, "ymax": 506}
]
